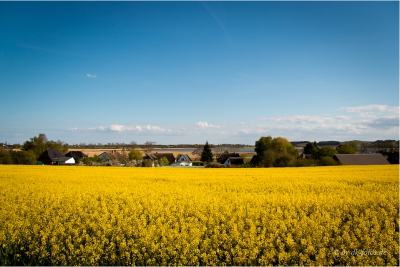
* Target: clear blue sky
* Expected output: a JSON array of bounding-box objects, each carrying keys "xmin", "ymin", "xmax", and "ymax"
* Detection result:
[{"xmin": 1, "ymin": 1, "xmax": 398, "ymax": 145}]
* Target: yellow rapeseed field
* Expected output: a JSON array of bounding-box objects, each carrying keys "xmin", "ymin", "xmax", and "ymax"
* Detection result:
[{"xmin": 0, "ymin": 165, "xmax": 398, "ymax": 266}]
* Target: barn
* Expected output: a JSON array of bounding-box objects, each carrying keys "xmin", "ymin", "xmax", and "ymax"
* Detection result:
[{"xmin": 334, "ymin": 154, "xmax": 390, "ymax": 165}]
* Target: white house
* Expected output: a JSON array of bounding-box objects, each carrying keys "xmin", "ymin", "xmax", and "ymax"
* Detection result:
[{"xmin": 170, "ymin": 154, "xmax": 192, "ymax": 166}]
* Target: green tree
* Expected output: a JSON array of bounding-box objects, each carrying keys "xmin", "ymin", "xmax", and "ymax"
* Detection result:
[
  {"xmin": 315, "ymin": 146, "xmax": 337, "ymax": 160},
  {"xmin": 0, "ymin": 148, "xmax": 12, "ymax": 164},
  {"xmin": 12, "ymin": 144, "xmax": 22, "ymax": 149},
  {"xmin": 337, "ymin": 144, "xmax": 358, "ymax": 154},
  {"xmin": 319, "ymin": 156, "xmax": 339, "ymax": 166},
  {"xmin": 22, "ymin": 133, "xmax": 69, "ymax": 159},
  {"xmin": 46, "ymin": 140, "xmax": 69, "ymax": 154},
  {"xmin": 271, "ymin": 137, "xmax": 299, "ymax": 157},
  {"xmin": 255, "ymin": 136, "xmax": 299, "ymax": 167},
  {"xmin": 10, "ymin": 151, "xmax": 37, "ymax": 165},
  {"xmin": 201, "ymin": 141, "xmax": 214, "ymax": 164},
  {"xmin": 128, "ymin": 149, "xmax": 143, "ymax": 161},
  {"xmin": 142, "ymin": 160, "xmax": 152, "ymax": 167},
  {"xmin": 22, "ymin": 133, "xmax": 48, "ymax": 158},
  {"xmin": 303, "ymin": 142, "xmax": 319, "ymax": 155},
  {"xmin": 274, "ymin": 154, "xmax": 294, "ymax": 167},
  {"xmin": 255, "ymin": 136, "xmax": 273, "ymax": 158},
  {"xmin": 158, "ymin": 157, "xmax": 169, "ymax": 166}
]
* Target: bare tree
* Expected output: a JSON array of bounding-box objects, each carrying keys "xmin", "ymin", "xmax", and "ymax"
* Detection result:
[
  {"xmin": 192, "ymin": 148, "xmax": 203, "ymax": 160},
  {"xmin": 130, "ymin": 141, "xmax": 138, "ymax": 149},
  {"xmin": 213, "ymin": 146, "xmax": 224, "ymax": 159},
  {"xmin": 228, "ymin": 144, "xmax": 240, "ymax": 153},
  {"xmin": 359, "ymin": 142, "xmax": 370, "ymax": 154},
  {"xmin": 143, "ymin": 141, "xmax": 156, "ymax": 154}
]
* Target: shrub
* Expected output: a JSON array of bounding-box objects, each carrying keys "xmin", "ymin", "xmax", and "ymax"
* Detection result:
[
  {"xmin": 142, "ymin": 160, "xmax": 153, "ymax": 167},
  {"xmin": 319, "ymin": 156, "xmax": 338, "ymax": 166},
  {"xmin": 206, "ymin": 163, "xmax": 226, "ymax": 168}
]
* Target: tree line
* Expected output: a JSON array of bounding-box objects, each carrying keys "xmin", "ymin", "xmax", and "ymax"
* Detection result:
[
  {"xmin": 0, "ymin": 133, "xmax": 398, "ymax": 166},
  {"xmin": 0, "ymin": 134, "xmax": 68, "ymax": 165}
]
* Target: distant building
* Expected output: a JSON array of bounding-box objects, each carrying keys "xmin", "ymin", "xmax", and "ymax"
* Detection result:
[
  {"xmin": 334, "ymin": 154, "xmax": 390, "ymax": 165},
  {"xmin": 217, "ymin": 153, "xmax": 243, "ymax": 166},
  {"xmin": 143, "ymin": 153, "xmax": 176, "ymax": 166},
  {"xmin": 53, "ymin": 157, "xmax": 75, "ymax": 165},
  {"xmin": 171, "ymin": 154, "xmax": 192, "ymax": 166},
  {"xmin": 217, "ymin": 153, "xmax": 240, "ymax": 164},
  {"xmin": 301, "ymin": 153, "xmax": 313, "ymax": 159},
  {"xmin": 98, "ymin": 150, "xmax": 126, "ymax": 165},
  {"xmin": 38, "ymin": 149, "xmax": 64, "ymax": 165},
  {"xmin": 65, "ymin": 151, "xmax": 88, "ymax": 162},
  {"xmin": 223, "ymin": 157, "xmax": 244, "ymax": 167}
]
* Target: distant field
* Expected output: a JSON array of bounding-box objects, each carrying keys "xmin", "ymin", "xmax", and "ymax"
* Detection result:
[
  {"xmin": 0, "ymin": 165, "xmax": 398, "ymax": 265},
  {"xmin": 70, "ymin": 148, "xmax": 257, "ymax": 158},
  {"xmin": 71, "ymin": 148, "xmax": 200, "ymax": 158}
]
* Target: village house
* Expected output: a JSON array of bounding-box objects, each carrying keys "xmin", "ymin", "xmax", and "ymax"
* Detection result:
[
  {"xmin": 98, "ymin": 150, "xmax": 126, "ymax": 166},
  {"xmin": 170, "ymin": 154, "xmax": 192, "ymax": 166},
  {"xmin": 38, "ymin": 149, "xmax": 75, "ymax": 165},
  {"xmin": 217, "ymin": 153, "xmax": 244, "ymax": 167},
  {"xmin": 143, "ymin": 153, "xmax": 176, "ymax": 166}
]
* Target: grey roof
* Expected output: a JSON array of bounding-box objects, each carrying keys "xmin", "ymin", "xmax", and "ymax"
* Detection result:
[
  {"xmin": 144, "ymin": 153, "xmax": 176, "ymax": 163},
  {"xmin": 334, "ymin": 154, "xmax": 390, "ymax": 165},
  {"xmin": 217, "ymin": 153, "xmax": 240, "ymax": 164},
  {"xmin": 227, "ymin": 157, "xmax": 244, "ymax": 165},
  {"xmin": 178, "ymin": 154, "xmax": 192, "ymax": 162},
  {"xmin": 99, "ymin": 151, "xmax": 126, "ymax": 164},
  {"xmin": 38, "ymin": 149, "xmax": 65, "ymax": 164}
]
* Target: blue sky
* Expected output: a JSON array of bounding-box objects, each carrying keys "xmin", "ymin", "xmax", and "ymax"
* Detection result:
[{"xmin": 0, "ymin": 1, "xmax": 398, "ymax": 145}]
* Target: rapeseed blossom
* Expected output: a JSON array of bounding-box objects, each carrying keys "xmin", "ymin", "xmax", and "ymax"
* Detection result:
[{"xmin": 0, "ymin": 165, "xmax": 398, "ymax": 265}]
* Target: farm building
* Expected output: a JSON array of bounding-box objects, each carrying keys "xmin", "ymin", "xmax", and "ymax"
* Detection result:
[
  {"xmin": 334, "ymin": 154, "xmax": 390, "ymax": 165},
  {"xmin": 98, "ymin": 150, "xmax": 126, "ymax": 166},
  {"xmin": 38, "ymin": 149, "xmax": 68, "ymax": 165}
]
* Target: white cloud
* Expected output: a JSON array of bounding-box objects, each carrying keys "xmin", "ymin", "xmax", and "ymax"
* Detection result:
[
  {"xmin": 338, "ymin": 105, "xmax": 399, "ymax": 118},
  {"xmin": 63, "ymin": 104, "xmax": 398, "ymax": 143},
  {"xmin": 195, "ymin": 121, "xmax": 220, "ymax": 128},
  {"xmin": 339, "ymin": 104, "xmax": 392, "ymax": 113},
  {"xmin": 94, "ymin": 126, "xmax": 107, "ymax": 131},
  {"xmin": 144, "ymin": 125, "xmax": 167, "ymax": 132},
  {"xmin": 77, "ymin": 124, "xmax": 167, "ymax": 133},
  {"xmin": 110, "ymin": 124, "xmax": 125, "ymax": 132},
  {"xmin": 365, "ymin": 116, "xmax": 399, "ymax": 129},
  {"xmin": 260, "ymin": 115, "xmax": 349, "ymax": 124},
  {"xmin": 87, "ymin": 73, "xmax": 97, "ymax": 78},
  {"xmin": 253, "ymin": 104, "xmax": 399, "ymax": 141}
]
